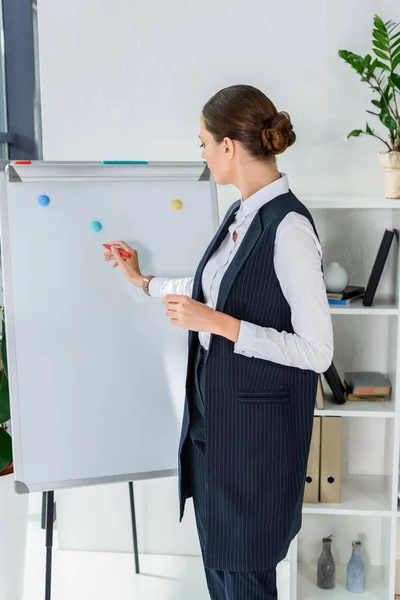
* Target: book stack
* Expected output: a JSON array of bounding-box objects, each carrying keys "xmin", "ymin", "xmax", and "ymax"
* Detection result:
[
  {"xmin": 344, "ymin": 371, "xmax": 391, "ymax": 402},
  {"xmin": 327, "ymin": 285, "xmax": 365, "ymax": 306}
]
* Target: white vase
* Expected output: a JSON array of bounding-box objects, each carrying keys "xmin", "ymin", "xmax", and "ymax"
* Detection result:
[
  {"xmin": 0, "ymin": 474, "xmax": 29, "ymax": 600},
  {"xmin": 377, "ymin": 151, "xmax": 400, "ymax": 199},
  {"xmin": 324, "ymin": 262, "xmax": 349, "ymax": 293}
]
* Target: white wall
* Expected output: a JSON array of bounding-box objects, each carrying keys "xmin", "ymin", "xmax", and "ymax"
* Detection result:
[{"xmin": 35, "ymin": 0, "xmax": 397, "ymax": 554}]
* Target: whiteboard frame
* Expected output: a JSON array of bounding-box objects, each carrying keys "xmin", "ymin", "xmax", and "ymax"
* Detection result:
[{"xmin": 0, "ymin": 161, "xmax": 219, "ymax": 493}]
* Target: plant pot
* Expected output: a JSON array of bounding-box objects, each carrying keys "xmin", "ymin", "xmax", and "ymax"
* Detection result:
[
  {"xmin": 377, "ymin": 151, "xmax": 400, "ymax": 199},
  {"xmin": 0, "ymin": 474, "xmax": 29, "ymax": 600}
]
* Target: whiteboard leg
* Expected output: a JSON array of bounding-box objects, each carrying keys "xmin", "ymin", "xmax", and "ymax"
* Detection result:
[
  {"xmin": 128, "ymin": 482, "xmax": 140, "ymax": 574},
  {"xmin": 41, "ymin": 492, "xmax": 46, "ymax": 529},
  {"xmin": 45, "ymin": 491, "xmax": 54, "ymax": 600}
]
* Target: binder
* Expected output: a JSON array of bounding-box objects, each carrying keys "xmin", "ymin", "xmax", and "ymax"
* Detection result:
[
  {"xmin": 315, "ymin": 375, "xmax": 325, "ymax": 409},
  {"xmin": 303, "ymin": 416, "xmax": 321, "ymax": 503},
  {"xmin": 363, "ymin": 229, "xmax": 395, "ymax": 306},
  {"xmin": 320, "ymin": 416, "xmax": 342, "ymax": 503}
]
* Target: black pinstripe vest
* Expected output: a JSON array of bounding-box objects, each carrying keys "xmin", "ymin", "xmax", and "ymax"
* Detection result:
[{"xmin": 178, "ymin": 190, "xmax": 319, "ymax": 571}]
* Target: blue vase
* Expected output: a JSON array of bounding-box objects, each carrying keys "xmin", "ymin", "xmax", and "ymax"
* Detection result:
[{"xmin": 346, "ymin": 540, "xmax": 365, "ymax": 593}]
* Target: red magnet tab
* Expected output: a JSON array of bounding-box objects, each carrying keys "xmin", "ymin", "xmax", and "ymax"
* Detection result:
[
  {"xmin": 14, "ymin": 160, "xmax": 31, "ymax": 164},
  {"xmin": 103, "ymin": 243, "xmax": 132, "ymax": 258}
]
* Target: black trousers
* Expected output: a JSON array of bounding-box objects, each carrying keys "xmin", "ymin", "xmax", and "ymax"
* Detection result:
[{"xmin": 188, "ymin": 343, "xmax": 278, "ymax": 600}]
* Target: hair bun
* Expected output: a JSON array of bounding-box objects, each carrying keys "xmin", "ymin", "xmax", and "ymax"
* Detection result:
[{"xmin": 261, "ymin": 111, "xmax": 296, "ymax": 155}]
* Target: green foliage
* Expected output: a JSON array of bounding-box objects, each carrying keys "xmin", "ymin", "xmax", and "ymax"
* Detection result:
[
  {"xmin": 0, "ymin": 309, "xmax": 12, "ymax": 474},
  {"xmin": 338, "ymin": 15, "xmax": 400, "ymax": 151}
]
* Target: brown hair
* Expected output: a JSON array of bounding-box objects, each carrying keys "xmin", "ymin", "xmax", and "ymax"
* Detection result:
[{"xmin": 202, "ymin": 84, "xmax": 296, "ymax": 159}]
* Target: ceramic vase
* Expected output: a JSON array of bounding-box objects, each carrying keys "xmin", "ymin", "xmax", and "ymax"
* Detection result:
[
  {"xmin": 378, "ymin": 151, "xmax": 400, "ymax": 199},
  {"xmin": 324, "ymin": 262, "xmax": 349, "ymax": 293},
  {"xmin": 346, "ymin": 540, "xmax": 365, "ymax": 593},
  {"xmin": 317, "ymin": 535, "xmax": 336, "ymax": 589}
]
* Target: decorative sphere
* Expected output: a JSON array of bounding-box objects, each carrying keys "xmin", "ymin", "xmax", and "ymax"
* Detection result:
[
  {"xmin": 90, "ymin": 221, "xmax": 102, "ymax": 233},
  {"xmin": 324, "ymin": 262, "xmax": 349, "ymax": 293},
  {"xmin": 171, "ymin": 199, "xmax": 183, "ymax": 211},
  {"xmin": 38, "ymin": 195, "xmax": 50, "ymax": 207}
]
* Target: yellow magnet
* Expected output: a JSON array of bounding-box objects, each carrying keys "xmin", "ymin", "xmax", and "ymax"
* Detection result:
[{"xmin": 171, "ymin": 199, "xmax": 183, "ymax": 211}]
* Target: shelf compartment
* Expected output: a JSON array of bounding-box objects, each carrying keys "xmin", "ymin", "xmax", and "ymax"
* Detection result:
[
  {"xmin": 297, "ymin": 514, "xmax": 392, "ymax": 599},
  {"xmin": 303, "ymin": 417, "xmax": 395, "ymax": 515}
]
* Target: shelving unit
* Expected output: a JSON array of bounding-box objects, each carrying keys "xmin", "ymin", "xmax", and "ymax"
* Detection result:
[{"xmin": 288, "ymin": 197, "xmax": 400, "ymax": 600}]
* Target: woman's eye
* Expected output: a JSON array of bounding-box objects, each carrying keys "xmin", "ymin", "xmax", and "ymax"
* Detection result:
[{"xmin": 200, "ymin": 142, "xmax": 205, "ymax": 149}]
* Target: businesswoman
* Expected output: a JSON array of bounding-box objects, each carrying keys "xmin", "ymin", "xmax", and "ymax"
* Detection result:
[{"xmin": 105, "ymin": 84, "xmax": 334, "ymax": 599}]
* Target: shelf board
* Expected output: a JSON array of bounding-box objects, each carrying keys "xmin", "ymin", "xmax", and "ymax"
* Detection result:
[
  {"xmin": 303, "ymin": 195, "xmax": 400, "ymax": 209},
  {"xmin": 297, "ymin": 563, "xmax": 386, "ymax": 599},
  {"xmin": 315, "ymin": 395, "xmax": 395, "ymax": 418},
  {"xmin": 303, "ymin": 475, "xmax": 392, "ymax": 516},
  {"xmin": 329, "ymin": 297, "xmax": 398, "ymax": 315}
]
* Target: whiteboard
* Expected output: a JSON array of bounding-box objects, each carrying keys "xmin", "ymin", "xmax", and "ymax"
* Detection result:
[{"xmin": 0, "ymin": 161, "xmax": 218, "ymax": 493}]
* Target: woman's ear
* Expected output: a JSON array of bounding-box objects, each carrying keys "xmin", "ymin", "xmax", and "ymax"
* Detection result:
[{"xmin": 223, "ymin": 137, "xmax": 235, "ymax": 158}]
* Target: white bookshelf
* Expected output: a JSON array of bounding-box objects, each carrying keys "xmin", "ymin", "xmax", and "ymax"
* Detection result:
[{"xmin": 285, "ymin": 198, "xmax": 400, "ymax": 600}]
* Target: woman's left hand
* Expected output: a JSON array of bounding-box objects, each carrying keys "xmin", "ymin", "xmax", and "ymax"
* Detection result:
[{"xmin": 162, "ymin": 294, "xmax": 218, "ymax": 333}]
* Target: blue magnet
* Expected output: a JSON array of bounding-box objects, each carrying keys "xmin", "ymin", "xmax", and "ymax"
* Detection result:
[
  {"xmin": 90, "ymin": 221, "xmax": 102, "ymax": 232},
  {"xmin": 38, "ymin": 195, "xmax": 50, "ymax": 207}
]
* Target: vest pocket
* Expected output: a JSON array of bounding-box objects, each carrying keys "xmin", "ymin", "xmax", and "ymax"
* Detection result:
[{"xmin": 237, "ymin": 389, "xmax": 290, "ymax": 404}]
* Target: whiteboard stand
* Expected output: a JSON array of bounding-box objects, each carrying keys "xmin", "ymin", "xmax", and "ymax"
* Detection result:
[
  {"xmin": 129, "ymin": 482, "xmax": 140, "ymax": 574},
  {"xmin": 43, "ymin": 484, "xmax": 140, "ymax": 599},
  {"xmin": 45, "ymin": 491, "xmax": 54, "ymax": 600}
]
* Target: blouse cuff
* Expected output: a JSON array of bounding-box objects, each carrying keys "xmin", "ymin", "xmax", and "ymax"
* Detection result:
[{"xmin": 233, "ymin": 320, "xmax": 256, "ymax": 358}]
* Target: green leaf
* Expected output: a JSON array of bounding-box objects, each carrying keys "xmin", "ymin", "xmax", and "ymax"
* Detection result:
[
  {"xmin": 338, "ymin": 49, "xmax": 366, "ymax": 74},
  {"xmin": 366, "ymin": 123, "xmax": 374, "ymax": 134},
  {"xmin": 380, "ymin": 110, "xmax": 397, "ymax": 131},
  {"xmin": 364, "ymin": 53, "xmax": 372, "ymax": 64},
  {"xmin": 371, "ymin": 99, "xmax": 381, "ymax": 108},
  {"xmin": 390, "ymin": 31, "xmax": 400, "ymax": 42},
  {"xmin": 0, "ymin": 427, "xmax": 12, "ymax": 473},
  {"xmin": 347, "ymin": 129, "xmax": 363, "ymax": 138},
  {"xmin": 0, "ymin": 373, "xmax": 9, "ymax": 424},
  {"xmin": 373, "ymin": 30, "xmax": 389, "ymax": 47},
  {"xmin": 1, "ymin": 319, "xmax": 7, "ymax": 379},
  {"xmin": 366, "ymin": 111, "xmax": 379, "ymax": 117},
  {"xmin": 392, "ymin": 47, "xmax": 400, "ymax": 63},
  {"xmin": 393, "ymin": 54, "xmax": 400, "ymax": 70},
  {"xmin": 373, "ymin": 39, "xmax": 389, "ymax": 52},
  {"xmin": 373, "ymin": 48, "xmax": 390, "ymax": 61},
  {"xmin": 375, "ymin": 60, "xmax": 390, "ymax": 71},
  {"xmin": 387, "ymin": 22, "xmax": 399, "ymax": 35},
  {"xmin": 389, "ymin": 73, "xmax": 400, "ymax": 90},
  {"xmin": 374, "ymin": 15, "xmax": 387, "ymax": 33},
  {"xmin": 391, "ymin": 37, "xmax": 400, "ymax": 52}
]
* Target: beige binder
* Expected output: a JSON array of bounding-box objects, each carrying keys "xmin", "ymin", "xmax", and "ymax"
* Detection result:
[
  {"xmin": 320, "ymin": 416, "xmax": 342, "ymax": 503},
  {"xmin": 303, "ymin": 417, "xmax": 321, "ymax": 504},
  {"xmin": 315, "ymin": 375, "xmax": 325, "ymax": 409}
]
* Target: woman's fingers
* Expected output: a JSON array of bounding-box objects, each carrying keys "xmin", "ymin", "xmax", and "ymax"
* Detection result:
[{"xmin": 108, "ymin": 240, "xmax": 134, "ymax": 252}]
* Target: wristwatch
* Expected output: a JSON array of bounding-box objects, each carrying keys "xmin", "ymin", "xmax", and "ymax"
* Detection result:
[{"xmin": 142, "ymin": 275, "xmax": 155, "ymax": 296}]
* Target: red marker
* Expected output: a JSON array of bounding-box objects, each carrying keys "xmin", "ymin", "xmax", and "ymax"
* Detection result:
[{"xmin": 103, "ymin": 243, "xmax": 132, "ymax": 259}]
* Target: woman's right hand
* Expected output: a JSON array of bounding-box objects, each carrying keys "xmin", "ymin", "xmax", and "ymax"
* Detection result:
[{"xmin": 104, "ymin": 240, "xmax": 143, "ymax": 287}]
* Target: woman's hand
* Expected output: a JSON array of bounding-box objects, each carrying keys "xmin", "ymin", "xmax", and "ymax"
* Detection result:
[
  {"xmin": 162, "ymin": 294, "xmax": 217, "ymax": 332},
  {"xmin": 104, "ymin": 240, "xmax": 143, "ymax": 287},
  {"xmin": 161, "ymin": 294, "xmax": 241, "ymax": 344}
]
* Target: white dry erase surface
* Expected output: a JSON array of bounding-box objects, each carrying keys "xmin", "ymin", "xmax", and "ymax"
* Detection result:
[{"xmin": 0, "ymin": 161, "xmax": 218, "ymax": 493}]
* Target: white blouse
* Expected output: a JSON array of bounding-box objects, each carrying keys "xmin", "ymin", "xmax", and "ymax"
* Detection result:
[{"xmin": 148, "ymin": 174, "xmax": 333, "ymax": 373}]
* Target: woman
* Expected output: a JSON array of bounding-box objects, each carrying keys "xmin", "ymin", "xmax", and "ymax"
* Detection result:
[{"xmin": 105, "ymin": 84, "xmax": 333, "ymax": 600}]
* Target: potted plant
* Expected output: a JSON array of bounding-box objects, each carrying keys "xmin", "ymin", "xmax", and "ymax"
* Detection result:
[
  {"xmin": 0, "ymin": 307, "xmax": 29, "ymax": 600},
  {"xmin": 339, "ymin": 15, "xmax": 400, "ymax": 198}
]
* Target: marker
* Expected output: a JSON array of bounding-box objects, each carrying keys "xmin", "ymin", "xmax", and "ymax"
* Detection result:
[
  {"xmin": 103, "ymin": 243, "xmax": 132, "ymax": 259},
  {"xmin": 101, "ymin": 161, "xmax": 148, "ymax": 165}
]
